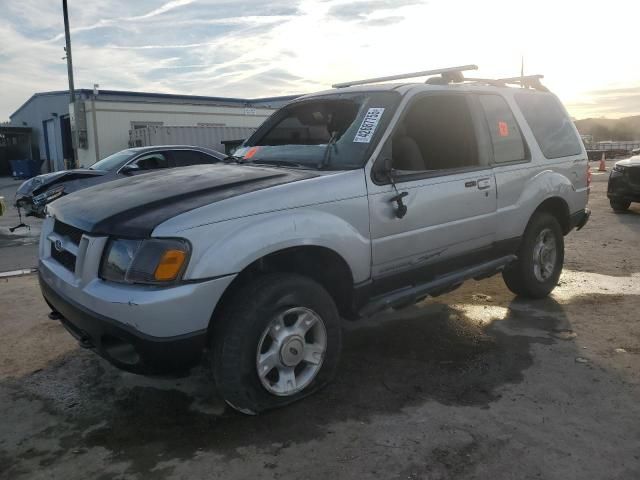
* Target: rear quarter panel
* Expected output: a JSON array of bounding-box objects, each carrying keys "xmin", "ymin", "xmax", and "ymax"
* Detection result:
[{"xmin": 493, "ymin": 91, "xmax": 589, "ymax": 240}]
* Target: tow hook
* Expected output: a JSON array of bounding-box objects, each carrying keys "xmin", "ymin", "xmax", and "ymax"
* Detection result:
[{"xmin": 78, "ymin": 333, "xmax": 93, "ymax": 349}]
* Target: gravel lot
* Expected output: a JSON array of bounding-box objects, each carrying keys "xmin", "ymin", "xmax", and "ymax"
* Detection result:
[{"xmin": 1, "ymin": 167, "xmax": 639, "ymax": 480}]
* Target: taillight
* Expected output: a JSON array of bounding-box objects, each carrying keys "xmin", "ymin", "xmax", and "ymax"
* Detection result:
[{"xmin": 587, "ymin": 164, "xmax": 592, "ymax": 196}]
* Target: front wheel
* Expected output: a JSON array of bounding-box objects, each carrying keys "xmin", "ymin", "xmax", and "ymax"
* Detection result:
[
  {"xmin": 212, "ymin": 273, "xmax": 341, "ymax": 414},
  {"xmin": 502, "ymin": 213, "xmax": 564, "ymax": 299},
  {"xmin": 610, "ymin": 199, "xmax": 630, "ymax": 212}
]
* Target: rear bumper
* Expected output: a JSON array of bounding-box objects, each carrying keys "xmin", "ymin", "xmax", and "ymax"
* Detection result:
[
  {"xmin": 569, "ymin": 207, "xmax": 591, "ymax": 231},
  {"xmin": 40, "ymin": 272, "xmax": 206, "ymax": 373}
]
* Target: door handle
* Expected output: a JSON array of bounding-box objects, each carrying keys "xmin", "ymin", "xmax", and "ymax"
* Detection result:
[{"xmin": 477, "ymin": 178, "xmax": 491, "ymax": 190}]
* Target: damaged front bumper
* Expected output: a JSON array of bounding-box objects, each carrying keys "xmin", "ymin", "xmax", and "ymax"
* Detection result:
[
  {"xmin": 40, "ymin": 273, "xmax": 207, "ymax": 373},
  {"xmin": 15, "ymin": 188, "xmax": 64, "ymax": 218},
  {"xmin": 39, "ymin": 256, "xmax": 235, "ymax": 374}
]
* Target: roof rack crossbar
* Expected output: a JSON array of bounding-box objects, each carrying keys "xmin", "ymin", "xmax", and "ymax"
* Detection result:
[
  {"xmin": 496, "ymin": 74, "xmax": 547, "ymax": 91},
  {"xmin": 496, "ymin": 74, "xmax": 544, "ymax": 83},
  {"xmin": 332, "ymin": 64, "xmax": 478, "ymax": 89}
]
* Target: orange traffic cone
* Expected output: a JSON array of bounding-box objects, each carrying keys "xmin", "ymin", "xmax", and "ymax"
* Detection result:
[{"xmin": 598, "ymin": 152, "xmax": 606, "ymax": 172}]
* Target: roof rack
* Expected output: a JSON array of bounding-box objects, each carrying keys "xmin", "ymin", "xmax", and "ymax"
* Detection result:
[
  {"xmin": 502, "ymin": 75, "xmax": 547, "ymax": 91},
  {"xmin": 331, "ymin": 65, "xmax": 478, "ymax": 88},
  {"xmin": 465, "ymin": 75, "xmax": 548, "ymax": 91},
  {"xmin": 332, "ymin": 66, "xmax": 548, "ymax": 92}
]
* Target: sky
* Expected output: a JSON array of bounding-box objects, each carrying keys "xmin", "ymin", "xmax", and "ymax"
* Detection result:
[{"xmin": 1, "ymin": 0, "xmax": 639, "ymax": 121}]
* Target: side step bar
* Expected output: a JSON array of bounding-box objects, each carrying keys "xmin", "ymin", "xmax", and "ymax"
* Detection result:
[{"xmin": 359, "ymin": 255, "xmax": 517, "ymax": 318}]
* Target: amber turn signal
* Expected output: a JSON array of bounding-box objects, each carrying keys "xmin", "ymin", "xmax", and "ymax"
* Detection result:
[{"xmin": 154, "ymin": 249, "xmax": 187, "ymax": 281}]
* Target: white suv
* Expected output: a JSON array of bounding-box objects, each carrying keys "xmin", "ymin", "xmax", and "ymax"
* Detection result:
[{"xmin": 39, "ymin": 66, "xmax": 590, "ymax": 414}]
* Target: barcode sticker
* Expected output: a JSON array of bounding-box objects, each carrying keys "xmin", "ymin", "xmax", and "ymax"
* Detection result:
[{"xmin": 353, "ymin": 108, "xmax": 385, "ymax": 143}]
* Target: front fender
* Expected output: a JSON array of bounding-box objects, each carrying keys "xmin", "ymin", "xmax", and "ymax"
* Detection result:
[{"xmin": 179, "ymin": 204, "xmax": 371, "ymax": 283}]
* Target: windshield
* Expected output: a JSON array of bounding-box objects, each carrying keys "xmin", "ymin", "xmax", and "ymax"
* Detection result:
[
  {"xmin": 89, "ymin": 150, "xmax": 136, "ymax": 171},
  {"xmin": 236, "ymin": 91, "xmax": 400, "ymax": 169}
]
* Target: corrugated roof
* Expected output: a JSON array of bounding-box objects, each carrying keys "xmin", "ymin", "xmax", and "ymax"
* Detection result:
[{"xmin": 10, "ymin": 89, "xmax": 301, "ymax": 119}]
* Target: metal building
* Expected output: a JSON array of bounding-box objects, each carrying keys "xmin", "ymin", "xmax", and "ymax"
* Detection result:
[
  {"xmin": 9, "ymin": 89, "xmax": 298, "ymax": 171},
  {"xmin": 9, "ymin": 91, "xmax": 74, "ymax": 172}
]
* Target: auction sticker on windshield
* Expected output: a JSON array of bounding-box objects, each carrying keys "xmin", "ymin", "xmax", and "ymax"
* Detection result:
[{"xmin": 353, "ymin": 108, "xmax": 385, "ymax": 143}]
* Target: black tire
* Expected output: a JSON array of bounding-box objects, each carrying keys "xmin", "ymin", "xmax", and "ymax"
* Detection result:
[
  {"xmin": 610, "ymin": 199, "xmax": 630, "ymax": 212},
  {"xmin": 502, "ymin": 213, "xmax": 564, "ymax": 299},
  {"xmin": 212, "ymin": 273, "xmax": 341, "ymax": 414}
]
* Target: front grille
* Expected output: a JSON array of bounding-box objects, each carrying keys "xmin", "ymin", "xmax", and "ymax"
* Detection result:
[
  {"xmin": 51, "ymin": 244, "xmax": 77, "ymax": 272},
  {"xmin": 53, "ymin": 220, "xmax": 84, "ymax": 245},
  {"xmin": 628, "ymin": 167, "xmax": 640, "ymax": 184}
]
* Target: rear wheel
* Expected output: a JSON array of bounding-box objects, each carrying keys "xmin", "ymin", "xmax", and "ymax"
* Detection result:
[
  {"xmin": 212, "ymin": 273, "xmax": 341, "ymax": 414},
  {"xmin": 610, "ymin": 199, "xmax": 630, "ymax": 212},
  {"xmin": 502, "ymin": 213, "xmax": 564, "ymax": 298}
]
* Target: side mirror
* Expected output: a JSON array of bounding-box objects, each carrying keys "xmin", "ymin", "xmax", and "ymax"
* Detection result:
[
  {"xmin": 374, "ymin": 157, "xmax": 394, "ymax": 183},
  {"xmin": 383, "ymin": 157, "xmax": 393, "ymax": 174},
  {"xmin": 120, "ymin": 163, "xmax": 141, "ymax": 175}
]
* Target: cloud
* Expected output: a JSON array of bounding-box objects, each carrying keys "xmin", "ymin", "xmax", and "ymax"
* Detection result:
[
  {"xmin": 1, "ymin": 0, "xmax": 640, "ymax": 121},
  {"xmin": 127, "ymin": 0, "xmax": 195, "ymax": 20},
  {"xmin": 566, "ymin": 86, "xmax": 640, "ymax": 119},
  {"xmin": 360, "ymin": 15, "xmax": 405, "ymax": 26},
  {"xmin": 46, "ymin": 0, "xmax": 196, "ymax": 42},
  {"xmin": 326, "ymin": 0, "xmax": 425, "ymax": 22}
]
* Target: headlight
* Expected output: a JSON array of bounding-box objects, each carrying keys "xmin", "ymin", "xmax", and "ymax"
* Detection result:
[
  {"xmin": 33, "ymin": 185, "xmax": 65, "ymax": 205},
  {"xmin": 613, "ymin": 164, "xmax": 626, "ymax": 173},
  {"xmin": 100, "ymin": 238, "xmax": 190, "ymax": 285}
]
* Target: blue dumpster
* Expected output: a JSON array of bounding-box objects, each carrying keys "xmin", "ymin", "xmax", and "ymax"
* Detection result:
[{"xmin": 10, "ymin": 159, "xmax": 41, "ymax": 179}]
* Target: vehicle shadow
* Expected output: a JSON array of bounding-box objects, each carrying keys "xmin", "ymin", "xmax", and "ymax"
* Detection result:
[
  {"xmin": 2, "ymin": 291, "xmax": 593, "ymax": 476},
  {"xmin": 612, "ymin": 199, "xmax": 640, "ymax": 213}
]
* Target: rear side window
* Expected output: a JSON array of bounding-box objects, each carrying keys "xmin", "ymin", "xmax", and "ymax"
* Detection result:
[
  {"xmin": 478, "ymin": 94, "xmax": 526, "ymax": 164},
  {"xmin": 515, "ymin": 93, "xmax": 582, "ymax": 159}
]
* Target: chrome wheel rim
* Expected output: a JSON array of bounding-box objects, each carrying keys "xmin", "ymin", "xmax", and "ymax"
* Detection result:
[
  {"xmin": 533, "ymin": 228, "xmax": 557, "ymax": 282},
  {"xmin": 256, "ymin": 307, "xmax": 327, "ymax": 396}
]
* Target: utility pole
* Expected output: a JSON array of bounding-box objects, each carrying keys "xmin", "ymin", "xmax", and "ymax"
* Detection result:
[{"xmin": 62, "ymin": 0, "xmax": 78, "ymax": 167}]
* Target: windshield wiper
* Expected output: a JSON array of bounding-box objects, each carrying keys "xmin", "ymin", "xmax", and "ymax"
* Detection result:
[
  {"xmin": 318, "ymin": 131, "xmax": 339, "ymax": 169},
  {"xmin": 222, "ymin": 155, "xmax": 245, "ymax": 164}
]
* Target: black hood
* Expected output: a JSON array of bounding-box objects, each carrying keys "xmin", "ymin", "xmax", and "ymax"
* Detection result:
[
  {"xmin": 48, "ymin": 164, "xmax": 316, "ymax": 237},
  {"xmin": 16, "ymin": 169, "xmax": 107, "ymax": 198}
]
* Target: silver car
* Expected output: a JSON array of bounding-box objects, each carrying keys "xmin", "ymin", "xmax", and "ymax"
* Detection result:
[{"xmin": 38, "ymin": 66, "xmax": 590, "ymax": 414}]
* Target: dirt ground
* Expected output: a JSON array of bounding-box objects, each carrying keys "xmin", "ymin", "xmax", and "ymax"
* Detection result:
[{"xmin": 0, "ymin": 168, "xmax": 639, "ymax": 479}]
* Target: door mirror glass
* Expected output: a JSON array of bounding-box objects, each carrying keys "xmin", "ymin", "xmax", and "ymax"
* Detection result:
[
  {"xmin": 373, "ymin": 142, "xmax": 394, "ymax": 182},
  {"xmin": 130, "ymin": 153, "xmax": 169, "ymax": 171},
  {"xmin": 120, "ymin": 163, "xmax": 141, "ymax": 175}
]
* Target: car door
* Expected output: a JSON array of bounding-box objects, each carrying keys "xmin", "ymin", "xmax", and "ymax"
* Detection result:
[{"xmin": 366, "ymin": 92, "xmax": 497, "ymax": 286}]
